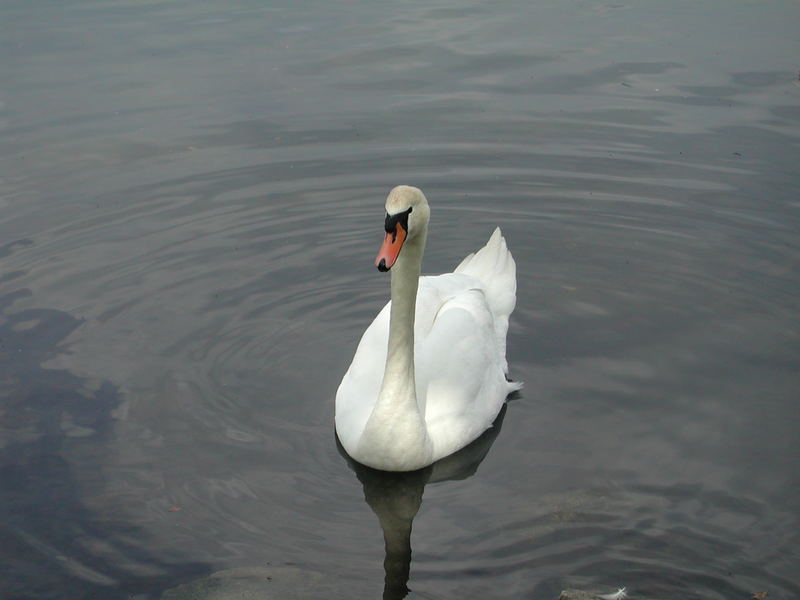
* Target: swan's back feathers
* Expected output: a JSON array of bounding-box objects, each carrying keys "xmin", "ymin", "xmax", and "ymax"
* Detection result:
[{"xmin": 454, "ymin": 227, "xmax": 517, "ymax": 374}]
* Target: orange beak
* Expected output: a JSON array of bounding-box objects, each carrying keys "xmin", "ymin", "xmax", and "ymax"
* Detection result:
[{"xmin": 375, "ymin": 223, "xmax": 407, "ymax": 271}]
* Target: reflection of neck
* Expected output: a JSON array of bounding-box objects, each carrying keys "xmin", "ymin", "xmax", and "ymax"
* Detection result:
[
  {"xmin": 349, "ymin": 404, "xmax": 509, "ymax": 600},
  {"xmin": 382, "ymin": 512, "xmax": 413, "ymax": 600},
  {"xmin": 360, "ymin": 468, "xmax": 430, "ymax": 600}
]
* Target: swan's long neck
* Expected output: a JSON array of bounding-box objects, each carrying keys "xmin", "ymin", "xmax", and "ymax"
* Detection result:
[
  {"xmin": 357, "ymin": 228, "xmax": 432, "ymax": 470},
  {"xmin": 383, "ymin": 237, "xmax": 423, "ymax": 393}
]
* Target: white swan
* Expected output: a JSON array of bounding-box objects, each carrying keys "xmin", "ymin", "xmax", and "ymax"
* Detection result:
[{"xmin": 335, "ymin": 186, "xmax": 521, "ymax": 472}]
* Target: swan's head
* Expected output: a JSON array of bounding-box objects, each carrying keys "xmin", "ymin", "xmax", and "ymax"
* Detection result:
[{"xmin": 375, "ymin": 185, "xmax": 430, "ymax": 272}]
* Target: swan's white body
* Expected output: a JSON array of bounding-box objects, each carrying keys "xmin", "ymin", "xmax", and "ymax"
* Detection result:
[{"xmin": 335, "ymin": 186, "xmax": 520, "ymax": 472}]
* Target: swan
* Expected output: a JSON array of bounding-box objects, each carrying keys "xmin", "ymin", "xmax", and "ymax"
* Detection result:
[{"xmin": 335, "ymin": 185, "xmax": 521, "ymax": 472}]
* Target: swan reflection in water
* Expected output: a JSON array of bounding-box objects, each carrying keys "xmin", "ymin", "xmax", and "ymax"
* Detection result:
[{"xmin": 337, "ymin": 404, "xmax": 508, "ymax": 600}]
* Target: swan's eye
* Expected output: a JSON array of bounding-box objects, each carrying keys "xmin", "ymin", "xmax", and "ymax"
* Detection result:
[{"xmin": 384, "ymin": 207, "xmax": 412, "ymax": 241}]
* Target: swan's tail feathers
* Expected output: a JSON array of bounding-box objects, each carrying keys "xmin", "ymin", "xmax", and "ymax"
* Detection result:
[
  {"xmin": 506, "ymin": 379, "xmax": 524, "ymax": 395},
  {"xmin": 455, "ymin": 227, "xmax": 518, "ymax": 374},
  {"xmin": 454, "ymin": 227, "xmax": 517, "ymax": 321}
]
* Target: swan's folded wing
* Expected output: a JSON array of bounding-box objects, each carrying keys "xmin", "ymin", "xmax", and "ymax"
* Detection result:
[{"xmin": 415, "ymin": 288, "xmax": 509, "ymax": 461}]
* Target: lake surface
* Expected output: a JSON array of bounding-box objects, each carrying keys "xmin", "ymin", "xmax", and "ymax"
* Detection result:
[{"xmin": 1, "ymin": 1, "xmax": 799, "ymax": 598}]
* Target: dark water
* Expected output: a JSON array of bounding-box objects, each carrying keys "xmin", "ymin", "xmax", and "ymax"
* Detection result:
[{"xmin": 2, "ymin": 1, "xmax": 799, "ymax": 598}]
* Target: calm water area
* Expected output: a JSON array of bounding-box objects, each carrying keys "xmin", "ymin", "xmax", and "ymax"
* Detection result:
[{"xmin": 1, "ymin": 1, "xmax": 799, "ymax": 598}]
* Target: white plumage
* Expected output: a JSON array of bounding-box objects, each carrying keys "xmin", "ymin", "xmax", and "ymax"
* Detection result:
[{"xmin": 335, "ymin": 186, "xmax": 520, "ymax": 471}]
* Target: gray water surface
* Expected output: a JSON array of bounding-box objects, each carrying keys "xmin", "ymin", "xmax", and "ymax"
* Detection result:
[{"xmin": 1, "ymin": 1, "xmax": 799, "ymax": 598}]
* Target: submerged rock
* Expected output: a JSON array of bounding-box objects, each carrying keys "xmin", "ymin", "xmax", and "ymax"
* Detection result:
[
  {"xmin": 160, "ymin": 566, "xmax": 341, "ymax": 600},
  {"xmin": 559, "ymin": 589, "xmax": 628, "ymax": 600},
  {"xmin": 559, "ymin": 591, "xmax": 598, "ymax": 600}
]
